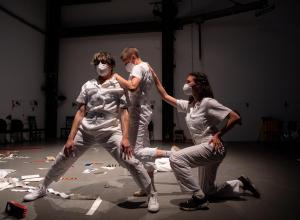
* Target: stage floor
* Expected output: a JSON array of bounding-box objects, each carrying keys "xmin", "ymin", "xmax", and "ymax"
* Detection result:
[{"xmin": 0, "ymin": 141, "xmax": 299, "ymax": 220}]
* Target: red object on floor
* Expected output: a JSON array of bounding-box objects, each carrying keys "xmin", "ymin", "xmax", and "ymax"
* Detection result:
[
  {"xmin": 60, "ymin": 177, "xmax": 78, "ymax": 180},
  {"xmin": 5, "ymin": 201, "xmax": 28, "ymax": 218}
]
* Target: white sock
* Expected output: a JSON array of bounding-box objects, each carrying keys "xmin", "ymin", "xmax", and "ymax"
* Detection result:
[{"xmin": 193, "ymin": 190, "xmax": 205, "ymax": 199}]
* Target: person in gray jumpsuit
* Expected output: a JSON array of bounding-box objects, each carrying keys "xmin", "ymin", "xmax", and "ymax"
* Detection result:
[
  {"xmin": 151, "ymin": 70, "xmax": 260, "ymax": 211},
  {"xmin": 23, "ymin": 51, "xmax": 158, "ymax": 213}
]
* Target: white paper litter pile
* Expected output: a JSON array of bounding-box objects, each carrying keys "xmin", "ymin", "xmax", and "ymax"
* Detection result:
[
  {"xmin": 0, "ymin": 170, "xmax": 41, "ymax": 192},
  {"xmin": 0, "ymin": 177, "xmax": 38, "ymax": 192},
  {"xmin": 0, "ymin": 153, "xmax": 29, "ymax": 160},
  {"xmin": 38, "ymin": 168, "xmax": 49, "ymax": 170},
  {"xmin": 155, "ymin": 158, "xmax": 172, "ymax": 172},
  {"xmin": 0, "ymin": 169, "xmax": 16, "ymax": 178}
]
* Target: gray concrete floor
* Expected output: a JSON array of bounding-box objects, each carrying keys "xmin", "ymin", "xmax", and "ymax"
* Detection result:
[{"xmin": 0, "ymin": 140, "xmax": 300, "ymax": 220}]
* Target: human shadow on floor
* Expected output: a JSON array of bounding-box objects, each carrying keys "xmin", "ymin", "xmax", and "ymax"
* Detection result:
[
  {"xmin": 169, "ymin": 198, "xmax": 210, "ymax": 211},
  {"xmin": 208, "ymin": 196, "xmax": 247, "ymax": 203},
  {"xmin": 155, "ymin": 192, "xmax": 185, "ymax": 196},
  {"xmin": 117, "ymin": 200, "xmax": 147, "ymax": 209},
  {"xmin": 170, "ymin": 194, "xmax": 248, "ymax": 208}
]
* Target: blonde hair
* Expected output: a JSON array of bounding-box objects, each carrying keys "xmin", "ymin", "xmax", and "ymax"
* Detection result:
[
  {"xmin": 90, "ymin": 51, "xmax": 115, "ymax": 67},
  {"xmin": 120, "ymin": 47, "xmax": 140, "ymax": 61}
]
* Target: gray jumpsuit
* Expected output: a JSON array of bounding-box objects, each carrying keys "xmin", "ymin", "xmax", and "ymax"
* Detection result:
[
  {"xmin": 170, "ymin": 98, "xmax": 243, "ymax": 198},
  {"xmin": 45, "ymin": 77, "xmax": 151, "ymax": 192},
  {"xmin": 128, "ymin": 62, "xmax": 157, "ymax": 171}
]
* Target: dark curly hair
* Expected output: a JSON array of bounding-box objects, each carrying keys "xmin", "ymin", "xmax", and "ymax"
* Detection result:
[
  {"xmin": 188, "ymin": 72, "xmax": 214, "ymax": 103},
  {"xmin": 90, "ymin": 51, "xmax": 116, "ymax": 67}
]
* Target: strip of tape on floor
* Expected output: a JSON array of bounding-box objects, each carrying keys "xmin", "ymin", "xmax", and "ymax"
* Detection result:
[{"xmin": 86, "ymin": 196, "xmax": 102, "ymax": 216}]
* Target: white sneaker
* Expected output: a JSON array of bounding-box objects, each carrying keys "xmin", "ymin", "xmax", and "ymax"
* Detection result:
[
  {"xmin": 171, "ymin": 145, "xmax": 181, "ymax": 153},
  {"xmin": 133, "ymin": 190, "xmax": 147, "ymax": 197},
  {"xmin": 147, "ymin": 192, "xmax": 160, "ymax": 213},
  {"xmin": 23, "ymin": 185, "xmax": 46, "ymax": 202}
]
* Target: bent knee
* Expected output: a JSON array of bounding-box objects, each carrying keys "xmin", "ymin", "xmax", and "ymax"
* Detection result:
[{"xmin": 170, "ymin": 152, "xmax": 182, "ymax": 165}]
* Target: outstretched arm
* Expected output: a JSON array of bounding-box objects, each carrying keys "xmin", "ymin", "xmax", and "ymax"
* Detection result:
[
  {"xmin": 115, "ymin": 74, "xmax": 141, "ymax": 91},
  {"xmin": 149, "ymin": 67, "xmax": 177, "ymax": 107}
]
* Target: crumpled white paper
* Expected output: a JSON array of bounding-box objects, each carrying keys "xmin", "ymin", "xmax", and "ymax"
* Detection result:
[
  {"xmin": 155, "ymin": 158, "xmax": 172, "ymax": 172},
  {"xmin": 0, "ymin": 169, "xmax": 16, "ymax": 178},
  {"xmin": 82, "ymin": 168, "xmax": 98, "ymax": 174},
  {"xmin": 0, "ymin": 170, "xmax": 41, "ymax": 191},
  {"xmin": 47, "ymin": 188, "xmax": 71, "ymax": 199}
]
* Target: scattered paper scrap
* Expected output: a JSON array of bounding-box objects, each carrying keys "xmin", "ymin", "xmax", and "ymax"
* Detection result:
[
  {"xmin": 21, "ymin": 174, "xmax": 40, "ymax": 180},
  {"xmin": 46, "ymin": 156, "xmax": 56, "ymax": 161},
  {"xmin": 48, "ymin": 188, "xmax": 98, "ymax": 200},
  {"xmin": 47, "ymin": 188, "xmax": 71, "ymax": 199},
  {"xmin": 101, "ymin": 166, "xmax": 116, "ymax": 170},
  {"xmin": 83, "ymin": 168, "xmax": 99, "ymax": 174},
  {"xmin": 24, "ymin": 177, "xmax": 44, "ymax": 182},
  {"xmin": 104, "ymin": 180, "xmax": 124, "ymax": 188},
  {"xmin": 0, "ymin": 152, "xmax": 29, "ymax": 160},
  {"xmin": 93, "ymin": 171, "xmax": 108, "ymax": 175},
  {"xmin": 11, "ymin": 189, "xmax": 29, "ymax": 192}
]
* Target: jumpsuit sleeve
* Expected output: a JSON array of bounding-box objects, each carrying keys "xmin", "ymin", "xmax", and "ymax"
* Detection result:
[
  {"xmin": 206, "ymin": 98, "xmax": 232, "ymax": 123},
  {"xmin": 176, "ymin": 99, "xmax": 190, "ymax": 113},
  {"xmin": 119, "ymin": 89, "xmax": 130, "ymax": 109},
  {"xmin": 76, "ymin": 83, "xmax": 87, "ymax": 104},
  {"xmin": 130, "ymin": 65, "xmax": 143, "ymax": 79}
]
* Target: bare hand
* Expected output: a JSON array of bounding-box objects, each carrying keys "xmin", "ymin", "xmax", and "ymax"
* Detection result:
[
  {"xmin": 64, "ymin": 138, "xmax": 75, "ymax": 157},
  {"xmin": 209, "ymin": 133, "xmax": 223, "ymax": 153},
  {"xmin": 113, "ymin": 73, "xmax": 119, "ymax": 79},
  {"xmin": 121, "ymin": 138, "xmax": 133, "ymax": 160}
]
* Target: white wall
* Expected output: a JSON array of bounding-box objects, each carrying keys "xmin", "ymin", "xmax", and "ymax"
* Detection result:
[
  {"xmin": 173, "ymin": 0, "xmax": 299, "ymax": 141},
  {"xmin": 58, "ymin": 33, "xmax": 163, "ymax": 139},
  {"xmin": 173, "ymin": 24, "xmax": 201, "ymax": 139},
  {"xmin": 2, "ymin": 0, "xmax": 298, "ymax": 141},
  {"xmin": 58, "ymin": 0, "xmax": 299, "ymax": 142},
  {"xmin": 0, "ymin": 1, "xmax": 45, "ymax": 129}
]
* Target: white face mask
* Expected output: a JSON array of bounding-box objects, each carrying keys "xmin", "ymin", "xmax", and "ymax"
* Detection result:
[
  {"xmin": 183, "ymin": 83, "xmax": 193, "ymax": 96},
  {"xmin": 125, "ymin": 62, "xmax": 134, "ymax": 73},
  {"xmin": 96, "ymin": 62, "xmax": 110, "ymax": 77}
]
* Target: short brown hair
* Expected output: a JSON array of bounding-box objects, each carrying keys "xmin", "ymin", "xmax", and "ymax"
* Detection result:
[
  {"xmin": 91, "ymin": 51, "xmax": 115, "ymax": 67},
  {"xmin": 120, "ymin": 47, "xmax": 140, "ymax": 61}
]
